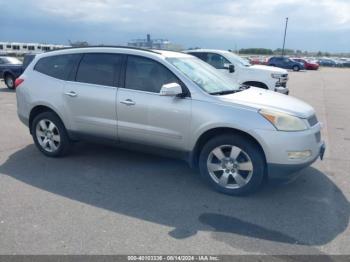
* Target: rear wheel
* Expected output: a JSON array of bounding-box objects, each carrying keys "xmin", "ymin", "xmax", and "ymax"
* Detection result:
[
  {"xmin": 199, "ymin": 134, "xmax": 265, "ymax": 195},
  {"xmin": 4, "ymin": 74, "xmax": 15, "ymax": 89},
  {"xmin": 31, "ymin": 112, "xmax": 71, "ymax": 157}
]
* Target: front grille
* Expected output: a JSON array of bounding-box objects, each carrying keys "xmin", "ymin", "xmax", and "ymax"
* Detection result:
[{"xmin": 308, "ymin": 115, "xmax": 318, "ymax": 127}]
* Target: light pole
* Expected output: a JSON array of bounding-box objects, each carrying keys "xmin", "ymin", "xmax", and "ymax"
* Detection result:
[{"xmin": 281, "ymin": 17, "xmax": 289, "ymax": 57}]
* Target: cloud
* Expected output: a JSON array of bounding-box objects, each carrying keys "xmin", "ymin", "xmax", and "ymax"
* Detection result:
[
  {"xmin": 0, "ymin": 0, "xmax": 349, "ymax": 51},
  {"xmin": 35, "ymin": 0, "xmax": 350, "ymax": 30}
]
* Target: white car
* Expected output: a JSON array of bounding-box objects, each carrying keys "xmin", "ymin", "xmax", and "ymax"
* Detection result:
[{"xmin": 185, "ymin": 49, "xmax": 289, "ymax": 94}]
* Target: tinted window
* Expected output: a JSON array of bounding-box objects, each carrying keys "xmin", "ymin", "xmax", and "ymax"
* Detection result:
[
  {"xmin": 189, "ymin": 52, "xmax": 207, "ymax": 61},
  {"xmin": 125, "ymin": 56, "xmax": 179, "ymax": 93},
  {"xmin": 205, "ymin": 53, "xmax": 230, "ymax": 69},
  {"xmin": 23, "ymin": 55, "xmax": 36, "ymax": 69},
  {"xmin": 35, "ymin": 54, "xmax": 81, "ymax": 80},
  {"xmin": 76, "ymin": 53, "xmax": 122, "ymax": 87}
]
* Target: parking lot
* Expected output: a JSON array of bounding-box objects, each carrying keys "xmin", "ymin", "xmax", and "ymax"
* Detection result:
[{"xmin": 0, "ymin": 67, "xmax": 349, "ymax": 255}]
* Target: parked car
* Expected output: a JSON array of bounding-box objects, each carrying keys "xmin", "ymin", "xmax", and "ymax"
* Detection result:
[
  {"xmin": 0, "ymin": 56, "xmax": 23, "ymax": 89},
  {"xmin": 22, "ymin": 54, "xmax": 36, "ymax": 70},
  {"xmin": 185, "ymin": 49, "xmax": 289, "ymax": 94},
  {"xmin": 267, "ymin": 56, "xmax": 305, "ymax": 71},
  {"xmin": 15, "ymin": 47, "xmax": 325, "ymax": 195},
  {"xmin": 340, "ymin": 59, "xmax": 350, "ymax": 68},
  {"xmin": 317, "ymin": 58, "xmax": 336, "ymax": 67},
  {"xmin": 249, "ymin": 56, "xmax": 269, "ymax": 65},
  {"xmin": 0, "ymin": 54, "xmax": 36, "ymax": 89},
  {"xmin": 292, "ymin": 58, "xmax": 319, "ymax": 70}
]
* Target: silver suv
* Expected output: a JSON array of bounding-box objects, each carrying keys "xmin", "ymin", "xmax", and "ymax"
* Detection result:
[{"xmin": 15, "ymin": 47, "xmax": 325, "ymax": 195}]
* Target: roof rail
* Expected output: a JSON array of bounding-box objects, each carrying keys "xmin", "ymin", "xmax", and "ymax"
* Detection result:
[{"xmin": 46, "ymin": 45, "xmax": 161, "ymax": 54}]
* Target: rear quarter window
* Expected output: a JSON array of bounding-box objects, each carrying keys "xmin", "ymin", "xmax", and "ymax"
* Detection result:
[{"xmin": 34, "ymin": 54, "xmax": 81, "ymax": 80}]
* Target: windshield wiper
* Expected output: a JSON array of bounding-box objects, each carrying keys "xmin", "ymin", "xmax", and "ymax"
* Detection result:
[
  {"xmin": 209, "ymin": 90, "xmax": 238, "ymax": 95},
  {"xmin": 239, "ymin": 84, "xmax": 250, "ymax": 90},
  {"xmin": 210, "ymin": 85, "xmax": 250, "ymax": 96}
]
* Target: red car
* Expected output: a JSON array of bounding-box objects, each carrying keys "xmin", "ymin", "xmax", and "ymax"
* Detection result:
[{"xmin": 292, "ymin": 58, "xmax": 319, "ymax": 70}]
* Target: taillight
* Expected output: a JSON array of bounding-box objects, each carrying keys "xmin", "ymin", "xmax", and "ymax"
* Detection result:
[{"xmin": 15, "ymin": 78, "xmax": 24, "ymax": 88}]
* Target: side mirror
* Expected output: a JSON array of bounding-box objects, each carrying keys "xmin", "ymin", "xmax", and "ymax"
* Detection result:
[
  {"xmin": 224, "ymin": 63, "xmax": 235, "ymax": 73},
  {"xmin": 228, "ymin": 64, "xmax": 235, "ymax": 73},
  {"xmin": 160, "ymin": 83, "xmax": 183, "ymax": 97}
]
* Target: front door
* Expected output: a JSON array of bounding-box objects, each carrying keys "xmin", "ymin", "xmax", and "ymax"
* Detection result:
[
  {"xmin": 117, "ymin": 55, "xmax": 191, "ymax": 150},
  {"xmin": 204, "ymin": 53, "xmax": 238, "ymax": 83}
]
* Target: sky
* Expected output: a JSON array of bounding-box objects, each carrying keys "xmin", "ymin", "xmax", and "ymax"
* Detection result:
[{"xmin": 0, "ymin": 0, "xmax": 349, "ymax": 52}]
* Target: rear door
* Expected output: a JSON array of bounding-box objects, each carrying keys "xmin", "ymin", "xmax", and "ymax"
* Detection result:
[
  {"xmin": 116, "ymin": 55, "xmax": 191, "ymax": 150},
  {"xmin": 63, "ymin": 53, "xmax": 123, "ymax": 139}
]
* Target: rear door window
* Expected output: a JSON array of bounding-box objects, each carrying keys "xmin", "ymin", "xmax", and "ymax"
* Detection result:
[
  {"xmin": 34, "ymin": 54, "xmax": 81, "ymax": 80},
  {"xmin": 76, "ymin": 53, "xmax": 122, "ymax": 87}
]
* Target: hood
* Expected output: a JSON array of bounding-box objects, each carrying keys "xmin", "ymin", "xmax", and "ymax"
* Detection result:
[
  {"xmin": 218, "ymin": 87, "xmax": 314, "ymax": 118},
  {"xmin": 249, "ymin": 65, "xmax": 287, "ymax": 74}
]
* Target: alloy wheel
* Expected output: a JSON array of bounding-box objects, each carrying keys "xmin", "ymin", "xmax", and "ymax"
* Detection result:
[
  {"xmin": 36, "ymin": 119, "xmax": 61, "ymax": 153},
  {"xmin": 207, "ymin": 145, "xmax": 253, "ymax": 189}
]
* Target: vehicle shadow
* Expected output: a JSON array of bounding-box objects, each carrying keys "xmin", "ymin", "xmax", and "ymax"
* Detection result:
[
  {"xmin": 0, "ymin": 87, "xmax": 14, "ymax": 93},
  {"xmin": 0, "ymin": 143, "xmax": 349, "ymax": 254}
]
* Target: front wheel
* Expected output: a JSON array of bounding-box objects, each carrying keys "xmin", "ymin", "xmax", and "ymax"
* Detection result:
[
  {"xmin": 31, "ymin": 112, "xmax": 71, "ymax": 157},
  {"xmin": 292, "ymin": 65, "xmax": 300, "ymax": 71},
  {"xmin": 4, "ymin": 74, "xmax": 15, "ymax": 89},
  {"xmin": 199, "ymin": 134, "xmax": 265, "ymax": 196}
]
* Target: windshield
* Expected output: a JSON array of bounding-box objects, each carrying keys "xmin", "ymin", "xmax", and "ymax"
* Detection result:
[
  {"xmin": 224, "ymin": 52, "xmax": 251, "ymax": 67},
  {"xmin": 167, "ymin": 57, "xmax": 239, "ymax": 94},
  {"xmin": 2, "ymin": 57, "xmax": 22, "ymax": 64}
]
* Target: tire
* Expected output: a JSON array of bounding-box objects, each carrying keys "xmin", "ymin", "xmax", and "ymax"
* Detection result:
[
  {"xmin": 4, "ymin": 74, "xmax": 15, "ymax": 89},
  {"xmin": 199, "ymin": 134, "xmax": 265, "ymax": 196},
  {"xmin": 292, "ymin": 65, "xmax": 300, "ymax": 71},
  {"xmin": 31, "ymin": 111, "xmax": 71, "ymax": 157}
]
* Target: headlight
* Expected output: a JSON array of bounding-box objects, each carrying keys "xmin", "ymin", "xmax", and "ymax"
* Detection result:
[
  {"xmin": 259, "ymin": 109, "xmax": 308, "ymax": 131},
  {"xmin": 271, "ymin": 73, "xmax": 282, "ymax": 79}
]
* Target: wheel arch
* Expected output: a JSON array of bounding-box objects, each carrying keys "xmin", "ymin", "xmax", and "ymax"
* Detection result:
[
  {"xmin": 242, "ymin": 81, "xmax": 269, "ymax": 89},
  {"xmin": 3, "ymin": 70, "xmax": 15, "ymax": 79},
  {"xmin": 190, "ymin": 127, "xmax": 267, "ymax": 169},
  {"xmin": 29, "ymin": 105, "xmax": 65, "ymax": 134}
]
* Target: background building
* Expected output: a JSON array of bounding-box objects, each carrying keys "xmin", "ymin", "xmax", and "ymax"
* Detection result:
[
  {"xmin": 127, "ymin": 34, "xmax": 183, "ymax": 51},
  {"xmin": 0, "ymin": 42, "xmax": 69, "ymax": 55}
]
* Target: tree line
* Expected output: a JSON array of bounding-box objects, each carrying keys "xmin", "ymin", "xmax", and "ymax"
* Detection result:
[{"xmin": 238, "ymin": 48, "xmax": 342, "ymax": 57}]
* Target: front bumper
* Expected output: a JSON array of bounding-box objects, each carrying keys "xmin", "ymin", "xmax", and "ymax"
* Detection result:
[
  {"xmin": 274, "ymin": 76, "xmax": 289, "ymax": 94},
  {"xmin": 275, "ymin": 86, "xmax": 289, "ymax": 95},
  {"xmin": 253, "ymin": 123, "xmax": 325, "ymax": 182},
  {"xmin": 267, "ymin": 142, "xmax": 325, "ymax": 182}
]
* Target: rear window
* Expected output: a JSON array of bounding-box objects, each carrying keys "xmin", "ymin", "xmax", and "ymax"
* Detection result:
[
  {"xmin": 34, "ymin": 54, "xmax": 81, "ymax": 80},
  {"xmin": 75, "ymin": 53, "xmax": 122, "ymax": 87}
]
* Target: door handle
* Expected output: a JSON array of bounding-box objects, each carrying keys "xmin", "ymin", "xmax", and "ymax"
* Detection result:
[
  {"xmin": 120, "ymin": 99, "xmax": 135, "ymax": 106},
  {"xmin": 64, "ymin": 91, "xmax": 77, "ymax": 97}
]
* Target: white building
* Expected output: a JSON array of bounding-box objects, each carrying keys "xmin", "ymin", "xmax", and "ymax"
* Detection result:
[
  {"xmin": 127, "ymin": 34, "xmax": 183, "ymax": 51},
  {"xmin": 0, "ymin": 42, "xmax": 69, "ymax": 55}
]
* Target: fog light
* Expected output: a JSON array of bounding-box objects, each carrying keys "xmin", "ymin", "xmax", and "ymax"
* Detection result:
[{"xmin": 288, "ymin": 150, "xmax": 312, "ymax": 159}]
